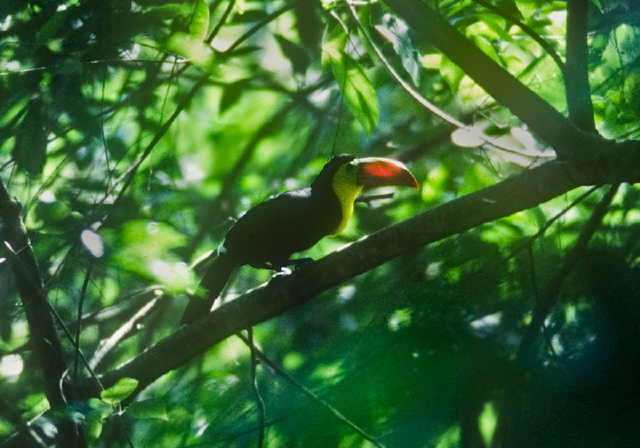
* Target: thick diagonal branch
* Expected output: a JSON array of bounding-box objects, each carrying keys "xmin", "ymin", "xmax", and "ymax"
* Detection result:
[{"xmin": 81, "ymin": 160, "xmax": 588, "ymax": 401}]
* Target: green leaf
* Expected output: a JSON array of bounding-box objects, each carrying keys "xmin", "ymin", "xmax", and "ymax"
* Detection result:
[
  {"xmin": 112, "ymin": 220, "xmax": 197, "ymax": 290},
  {"xmin": 323, "ymin": 45, "xmax": 379, "ymax": 136},
  {"xmin": 88, "ymin": 398, "xmax": 113, "ymax": 415},
  {"xmin": 275, "ymin": 34, "xmax": 310, "ymax": 74},
  {"xmin": 167, "ymin": 32, "xmax": 216, "ymax": 68},
  {"xmin": 127, "ymin": 399, "xmax": 169, "ymax": 420},
  {"xmin": 13, "ymin": 105, "xmax": 48, "ymax": 175},
  {"xmin": 219, "ymin": 80, "xmax": 249, "ymax": 112},
  {"xmin": 84, "ymin": 410, "xmax": 104, "ymax": 442},
  {"xmin": 100, "ymin": 377, "xmax": 139, "ymax": 405},
  {"xmin": 120, "ymin": 220, "xmax": 187, "ymax": 252},
  {"xmin": 375, "ymin": 14, "xmax": 421, "ymax": 86},
  {"xmin": 189, "ymin": 0, "xmax": 210, "ymax": 42},
  {"xmin": 36, "ymin": 9, "xmax": 70, "ymax": 45}
]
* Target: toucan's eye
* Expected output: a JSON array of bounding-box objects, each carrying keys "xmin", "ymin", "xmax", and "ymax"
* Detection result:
[{"xmin": 346, "ymin": 162, "xmax": 357, "ymax": 173}]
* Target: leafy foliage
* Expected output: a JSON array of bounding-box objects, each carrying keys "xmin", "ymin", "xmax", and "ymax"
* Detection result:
[{"xmin": 1, "ymin": 0, "xmax": 639, "ymax": 447}]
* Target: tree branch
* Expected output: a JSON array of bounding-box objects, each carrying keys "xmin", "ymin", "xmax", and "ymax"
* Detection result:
[
  {"xmin": 81, "ymin": 159, "xmax": 599, "ymax": 400},
  {"xmin": 381, "ymin": 0, "xmax": 600, "ymax": 161},
  {"xmin": 517, "ymin": 183, "xmax": 619, "ymax": 364},
  {"xmin": 473, "ymin": 0, "xmax": 566, "ymax": 75},
  {"xmin": 0, "ymin": 179, "xmax": 84, "ymax": 446},
  {"xmin": 566, "ymin": 0, "xmax": 596, "ymax": 131}
]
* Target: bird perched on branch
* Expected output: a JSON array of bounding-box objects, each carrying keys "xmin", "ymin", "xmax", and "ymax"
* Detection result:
[{"xmin": 180, "ymin": 154, "xmax": 418, "ymax": 325}]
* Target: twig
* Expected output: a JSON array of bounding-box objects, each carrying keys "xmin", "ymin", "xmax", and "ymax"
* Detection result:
[
  {"xmin": 0, "ymin": 179, "xmax": 83, "ymax": 446},
  {"xmin": 245, "ymin": 328, "xmax": 266, "ymax": 448},
  {"xmin": 507, "ymin": 184, "xmax": 601, "ymax": 259},
  {"xmin": 345, "ymin": 1, "xmax": 537, "ymax": 158},
  {"xmin": 222, "ymin": 1, "xmax": 299, "ymax": 55},
  {"xmin": 74, "ymin": 263, "xmax": 94, "ymax": 385},
  {"xmin": 89, "ymin": 290, "xmax": 167, "ymax": 370},
  {"xmin": 517, "ymin": 183, "xmax": 620, "ymax": 365},
  {"xmin": 236, "ymin": 333, "xmax": 388, "ymax": 448},
  {"xmin": 472, "ymin": 0, "xmax": 566, "ymax": 75},
  {"xmin": 206, "ymin": 0, "xmax": 236, "ymax": 45}
]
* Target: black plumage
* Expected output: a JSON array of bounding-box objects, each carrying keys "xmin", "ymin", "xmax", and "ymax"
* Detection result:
[
  {"xmin": 180, "ymin": 154, "xmax": 417, "ymax": 325},
  {"xmin": 180, "ymin": 155, "xmax": 352, "ymax": 325}
]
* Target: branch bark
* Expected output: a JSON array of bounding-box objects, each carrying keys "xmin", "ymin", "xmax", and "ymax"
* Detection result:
[
  {"xmin": 77, "ymin": 0, "xmax": 640, "ymax": 405},
  {"xmin": 81, "ymin": 160, "xmax": 596, "ymax": 401},
  {"xmin": 566, "ymin": 0, "xmax": 596, "ymax": 131},
  {"xmin": 0, "ymin": 180, "xmax": 84, "ymax": 447}
]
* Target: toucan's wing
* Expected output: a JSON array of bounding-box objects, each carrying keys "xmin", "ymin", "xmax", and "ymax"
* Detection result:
[{"xmin": 223, "ymin": 188, "xmax": 340, "ymax": 267}]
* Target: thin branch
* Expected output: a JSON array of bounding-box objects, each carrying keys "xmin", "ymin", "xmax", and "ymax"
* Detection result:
[
  {"xmin": 472, "ymin": 0, "xmax": 566, "ymax": 76},
  {"xmin": 517, "ymin": 183, "xmax": 620, "ymax": 365},
  {"xmin": 79, "ymin": 160, "xmax": 592, "ymax": 401},
  {"xmin": 237, "ymin": 333, "xmax": 388, "ymax": 448},
  {"xmin": 110, "ymin": 73, "xmax": 210, "ymax": 212},
  {"xmin": 74, "ymin": 263, "xmax": 94, "ymax": 385},
  {"xmin": 222, "ymin": 1, "xmax": 299, "ymax": 55},
  {"xmin": 382, "ymin": 0, "xmax": 604, "ymax": 161},
  {"xmin": 507, "ymin": 184, "xmax": 601, "ymax": 259},
  {"xmin": 206, "ymin": 0, "xmax": 237, "ymax": 45},
  {"xmin": 89, "ymin": 291, "xmax": 168, "ymax": 370},
  {"xmin": 245, "ymin": 328, "xmax": 266, "ymax": 448},
  {"xmin": 346, "ymin": 1, "xmax": 529, "ymax": 157},
  {"xmin": 0, "ymin": 180, "xmax": 84, "ymax": 446}
]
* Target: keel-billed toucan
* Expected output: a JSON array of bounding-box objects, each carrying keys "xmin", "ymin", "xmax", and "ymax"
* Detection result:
[{"xmin": 180, "ymin": 154, "xmax": 418, "ymax": 325}]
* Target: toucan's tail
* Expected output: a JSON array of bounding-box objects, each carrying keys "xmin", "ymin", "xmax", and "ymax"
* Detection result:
[{"xmin": 180, "ymin": 252, "xmax": 235, "ymax": 325}]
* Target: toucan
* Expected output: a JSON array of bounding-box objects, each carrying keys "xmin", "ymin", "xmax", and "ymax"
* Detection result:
[{"xmin": 180, "ymin": 154, "xmax": 418, "ymax": 325}]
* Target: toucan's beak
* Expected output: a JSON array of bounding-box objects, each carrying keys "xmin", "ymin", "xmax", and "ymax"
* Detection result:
[{"xmin": 355, "ymin": 157, "xmax": 419, "ymax": 189}]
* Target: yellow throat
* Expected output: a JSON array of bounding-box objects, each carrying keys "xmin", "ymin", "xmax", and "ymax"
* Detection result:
[{"xmin": 330, "ymin": 163, "xmax": 363, "ymax": 236}]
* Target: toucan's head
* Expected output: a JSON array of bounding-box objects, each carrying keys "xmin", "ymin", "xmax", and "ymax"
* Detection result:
[
  {"xmin": 313, "ymin": 154, "xmax": 419, "ymax": 191},
  {"xmin": 313, "ymin": 154, "xmax": 419, "ymax": 235}
]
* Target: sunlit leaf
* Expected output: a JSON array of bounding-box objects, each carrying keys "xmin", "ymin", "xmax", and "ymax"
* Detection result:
[
  {"xmin": 88, "ymin": 398, "xmax": 112, "ymax": 415},
  {"xmin": 189, "ymin": 0, "xmax": 210, "ymax": 42},
  {"xmin": 375, "ymin": 13, "xmax": 421, "ymax": 86},
  {"xmin": 84, "ymin": 410, "xmax": 104, "ymax": 442},
  {"xmin": 120, "ymin": 220, "xmax": 187, "ymax": 254},
  {"xmin": 167, "ymin": 32, "xmax": 215, "ymax": 68},
  {"xmin": 479, "ymin": 401, "xmax": 498, "ymax": 446},
  {"xmin": 100, "ymin": 377, "xmax": 139, "ymax": 405},
  {"xmin": 323, "ymin": 44, "xmax": 379, "ymax": 136},
  {"xmin": 127, "ymin": 399, "xmax": 169, "ymax": 420},
  {"xmin": 112, "ymin": 220, "xmax": 197, "ymax": 290}
]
